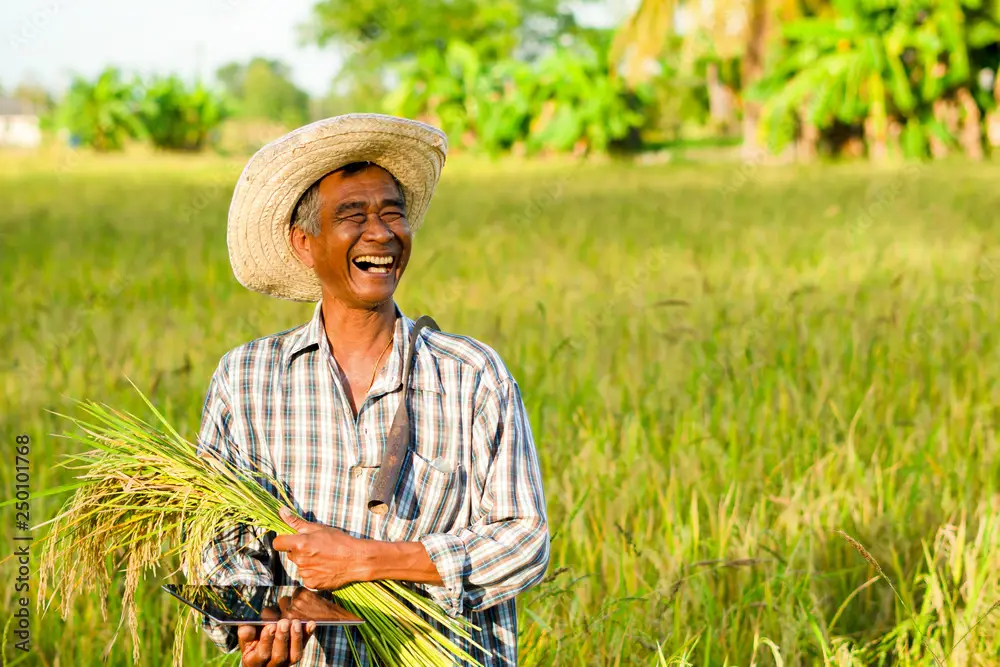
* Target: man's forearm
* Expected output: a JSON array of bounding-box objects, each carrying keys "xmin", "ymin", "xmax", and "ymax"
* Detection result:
[{"xmin": 357, "ymin": 539, "xmax": 445, "ymax": 587}]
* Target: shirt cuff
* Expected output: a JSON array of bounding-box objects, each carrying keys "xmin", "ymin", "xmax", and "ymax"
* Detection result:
[
  {"xmin": 200, "ymin": 614, "xmax": 239, "ymax": 653},
  {"xmin": 418, "ymin": 532, "xmax": 469, "ymax": 617}
]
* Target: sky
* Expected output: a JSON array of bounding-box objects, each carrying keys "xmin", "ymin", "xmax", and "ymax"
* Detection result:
[{"xmin": 1, "ymin": 0, "xmax": 634, "ymax": 98}]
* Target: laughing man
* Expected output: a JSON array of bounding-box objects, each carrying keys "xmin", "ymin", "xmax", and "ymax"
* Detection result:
[{"xmin": 196, "ymin": 114, "xmax": 549, "ymax": 666}]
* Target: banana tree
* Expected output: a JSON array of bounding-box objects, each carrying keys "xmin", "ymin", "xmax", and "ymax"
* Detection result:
[
  {"xmin": 473, "ymin": 60, "xmax": 538, "ymax": 154},
  {"xmin": 382, "ymin": 42, "xmax": 480, "ymax": 143},
  {"xmin": 54, "ymin": 68, "xmax": 146, "ymax": 152},
  {"xmin": 921, "ymin": 0, "xmax": 1000, "ymax": 157},
  {"xmin": 751, "ymin": 0, "xmax": 939, "ymax": 159},
  {"xmin": 528, "ymin": 36, "xmax": 650, "ymax": 154},
  {"xmin": 138, "ymin": 77, "xmax": 229, "ymax": 151},
  {"xmin": 609, "ymin": 0, "xmax": 677, "ymax": 87},
  {"xmin": 609, "ymin": 0, "xmax": 831, "ymax": 152},
  {"xmin": 385, "ymin": 35, "xmax": 649, "ymax": 157},
  {"xmin": 753, "ymin": 0, "xmax": 1000, "ymax": 159},
  {"xmin": 909, "ymin": 0, "xmax": 972, "ymax": 157}
]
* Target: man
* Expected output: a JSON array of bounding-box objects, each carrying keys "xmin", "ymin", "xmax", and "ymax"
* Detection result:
[{"xmin": 196, "ymin": 114, "xmax": 549, "ymax": 666}]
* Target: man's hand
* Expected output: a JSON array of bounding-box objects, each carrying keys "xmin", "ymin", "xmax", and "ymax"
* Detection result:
[
  {"xmin": 237, "ymin": 619, "xmax": 317, "ymax": 667},
  {"xmin": 277, "ymin": 588, "xmax": 347, "ymax": 621},
  {"xmin": 272, "ymin": 507, "xmax": 372, "ymax": 590},
  {"xmin": 272, "ymin": 506, "xmax": 446, "ymax": 590}
]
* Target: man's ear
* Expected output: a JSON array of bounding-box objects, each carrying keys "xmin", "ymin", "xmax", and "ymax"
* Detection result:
[{"xmin": 290, "ymin": 226, "xmax": 315, "ymax": 268}]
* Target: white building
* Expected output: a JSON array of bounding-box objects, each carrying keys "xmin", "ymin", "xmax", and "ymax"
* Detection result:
[{"xmin": 0, "ymin": 98, "xmax": 42, "ymax": 148}]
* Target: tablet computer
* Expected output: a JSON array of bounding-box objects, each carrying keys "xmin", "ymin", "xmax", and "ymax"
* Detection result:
[{"xmin": 163, "ymin": 584, "xmax": 364, "ymax": 626}]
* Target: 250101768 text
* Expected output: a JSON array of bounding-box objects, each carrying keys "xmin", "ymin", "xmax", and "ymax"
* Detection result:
[{"xmin": 12, "ymin": 433, "xmax": 31, "ymax": 652}]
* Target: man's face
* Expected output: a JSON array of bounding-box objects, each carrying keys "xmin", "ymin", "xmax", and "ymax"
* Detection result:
[{"xmin": 291, "ymin": 165, "xmax": 411, "ymax": 308}]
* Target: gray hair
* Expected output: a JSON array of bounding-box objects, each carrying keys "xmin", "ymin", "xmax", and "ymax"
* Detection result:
[
  {"xmin": 290, "ymin": 162, "xmax": 406, "ymax": 237},
  {"xmin": 291, "ymin": 179, "xmax": 323, "ymax": 236}
]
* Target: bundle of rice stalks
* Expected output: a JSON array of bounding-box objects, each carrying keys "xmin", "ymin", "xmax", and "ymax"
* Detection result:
[{"xmin": 33, "ymin": 389, "xmax": 483, "ymax": 667}]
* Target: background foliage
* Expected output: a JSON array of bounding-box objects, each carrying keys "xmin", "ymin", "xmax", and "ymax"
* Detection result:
[
  {"xmin": 216, "ymin": 58, "xmax": 310, "ymax": 130},
  {"xmin": 26, "ymin": 0, "xmax": 998, "ymax": 160},
  {"xmin": 138, "ymin": 76, "xmax": 229, "ymax": 152}
]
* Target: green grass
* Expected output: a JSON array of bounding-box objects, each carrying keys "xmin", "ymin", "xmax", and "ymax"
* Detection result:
[{"xmin": 2, "ymin": 151, "xmax": 1000, "ymax": 665}]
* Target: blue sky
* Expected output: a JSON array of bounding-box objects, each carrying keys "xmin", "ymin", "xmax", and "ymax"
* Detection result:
[{"xmin": 1, "ymin": 0, "xmax": 632, "ymax": 97}]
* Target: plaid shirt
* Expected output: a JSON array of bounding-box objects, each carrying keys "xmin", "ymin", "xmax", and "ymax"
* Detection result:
[{"xmin": 194, "ymin": 301, "xmax": 549, "ymax": 666}]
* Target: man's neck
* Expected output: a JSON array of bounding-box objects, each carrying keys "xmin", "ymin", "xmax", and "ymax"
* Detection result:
[{"xmin": 319, "ymin": 296, "xmax": 397, "ymax": 359}]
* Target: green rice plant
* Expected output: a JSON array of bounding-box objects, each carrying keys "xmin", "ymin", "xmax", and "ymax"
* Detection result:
[
  {"xmin": 30, "ymin": 386, "xmax": 483, "ymax": 667},
  {"xmin": 7, "ymin": 156, "xmax": 1000, "ymax": 665}
]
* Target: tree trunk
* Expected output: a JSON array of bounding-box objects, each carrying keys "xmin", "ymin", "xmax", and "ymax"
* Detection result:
[
  {"xmin": 842, "ymin": 136, "xmax": 865, "ymax": 159},
  {"xmin": 987, "ymin": 109, "xmax": 1000, "ymax": 149},
  {"xmin": 796, "ymin": 108, "xmax": 818, "ymax": 161},
  {"xmin": 706, "ymin": 62, "xmax": 736, "ymax": 134},
  {"xmin": 987, "ymin": 69, "xmax": 1000, "ymax": 150},
  {"xmin": 864, "ymin": 118, "xmax": 888, "ymax": 162},
  {"xmin": 929, "ymin": 99, "xmax": 950, "ymax": 159},
  {"xmin": 741, "ymin": 0, "xmax": 768, "ymax": 159},
  {"xmin": 956, "ymin": 87, "xmax": 983, "ymax": 160},
  {"xmin": 887, "ymin": 119, "xmax": 903, "ymax": 161},
  {"xmin": 864, "ymin": 75, "xmax": 888, "ymax": 162},
  {"xmin": 930, "ymin": 97, "xmax": 962, "ymax": 159}
]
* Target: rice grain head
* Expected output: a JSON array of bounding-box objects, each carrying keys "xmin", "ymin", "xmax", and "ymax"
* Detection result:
[{"xmin": 34, "ymin": 392, "xmax": 485, "ymax": 667}]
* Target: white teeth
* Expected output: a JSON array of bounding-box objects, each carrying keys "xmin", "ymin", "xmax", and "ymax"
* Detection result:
[
  {"xmin": 354, "ymin": 255, "xmax": 393, "ymax": 265},
  {"xmin": 352, "ymin": 255, "xmax": 393, "ymax": 274}
]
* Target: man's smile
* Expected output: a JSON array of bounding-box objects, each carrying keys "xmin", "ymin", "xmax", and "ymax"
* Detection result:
[{"xmin": 351, "ymin": 254, "xmax": 396, "ymax": 275}]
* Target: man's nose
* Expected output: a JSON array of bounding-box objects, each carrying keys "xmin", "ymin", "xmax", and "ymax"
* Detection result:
[{"xmin": 362, "ymin": 214, "xmax": 395, "ymax": 241}]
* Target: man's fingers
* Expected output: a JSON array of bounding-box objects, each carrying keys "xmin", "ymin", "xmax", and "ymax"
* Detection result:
[
  {"xmin": 255, "ymin": 623, "xmax": 275, "ymax": 659},
  {"xmin": 306, "ymin": 621, "xmax": 317, "ymax": 636},
  {"xmin": 271, "ymin": 534, "xmax": 298, "ymax": 552},
  {"xmin": 237, "ymin": 624, "xmax": 261, "ymax": 652},
  {"xmin": 288, "ymin": 620, "xmax": 305, "ymax": 664},
  {"xmin": 270, "ymin": 619, "xmax": 291, "ymax": 665},
  {"xmin": 278, "ymin": 595, "xmax": 292, "ymax": 617},
  {"xmin": 279, "ymin": 506, "xmax": 320, "ymax": 533},
  {"xmin": 237, "ymin": 625, "xmax": 257, "ymax": 644}
]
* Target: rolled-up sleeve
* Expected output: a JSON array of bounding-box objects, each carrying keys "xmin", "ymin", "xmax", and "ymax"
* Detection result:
[
  {"xmin": 189, "ymin": 362, "xmax": 274, "ymax": 653},
  {"xmin": 419, "ymin": 376, "xmax": 549, "ymax": 617}
]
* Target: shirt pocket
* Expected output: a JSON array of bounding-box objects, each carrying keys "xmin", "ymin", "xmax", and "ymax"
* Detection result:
[{"xmin": 381, "ymin": 449, "xmax": 464, "ymax": 543}]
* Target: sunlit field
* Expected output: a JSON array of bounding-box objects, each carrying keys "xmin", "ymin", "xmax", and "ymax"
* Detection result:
[{"xmin": 3, "ymin": 152, "xmax": 1000, "ymax": 666}]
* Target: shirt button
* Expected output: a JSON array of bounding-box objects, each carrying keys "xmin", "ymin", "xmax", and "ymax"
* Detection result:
[{"xmin": 353, "ymin": 468, "xmax": 363, "ymax": 478}]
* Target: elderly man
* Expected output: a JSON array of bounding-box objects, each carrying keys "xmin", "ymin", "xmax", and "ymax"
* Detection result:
[{"xmin": 196, "ymin": 114, "xmax": 549, "ymax": 666}]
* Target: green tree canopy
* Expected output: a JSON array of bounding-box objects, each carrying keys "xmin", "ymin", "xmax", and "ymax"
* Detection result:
[
  {"xmin": 215, "ymin": 57, "xmax": 310, "ymax": 128},
  {"xmin": 382, "ymin": 30, "xmax": 650, "ymax": 156},
  {"xmin": 53, "ymin": 67, "xmax": 146, "ymax": 152},
  {"xmin": 302, "ymin": 0, "xmax": 589, "ymax": 67},
  {"xmin": 751, "ymin": 0, "xmax": 1000, "ymax": 159},
  {"xmin": 138, "ymin": 76, "xmax": 229, "ymax": 151}
]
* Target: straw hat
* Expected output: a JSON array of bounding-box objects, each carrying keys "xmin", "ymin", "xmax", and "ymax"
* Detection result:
[{"xmin": 227, "ymin": 113, "xmax": 449, "ymax": 302}]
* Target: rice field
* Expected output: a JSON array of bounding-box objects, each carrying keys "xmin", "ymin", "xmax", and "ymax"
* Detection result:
[{"xmin": 2, "ymin": 151, "xmax": 1000, "ymax": 666}]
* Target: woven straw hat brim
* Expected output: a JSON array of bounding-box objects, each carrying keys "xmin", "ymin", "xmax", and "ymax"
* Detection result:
[{"xmin": 227, "ymin": 114, "xmax": 448, "ymax": 302}]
